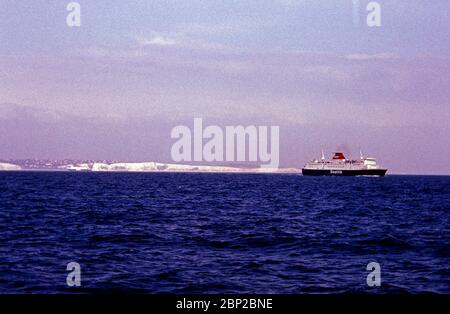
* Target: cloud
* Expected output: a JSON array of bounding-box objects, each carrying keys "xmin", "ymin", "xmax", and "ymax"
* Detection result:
[
  {"xmin": 135, "ymin": 32, "xmax": 178, "ymax": 47},
  {"xmin": 132, "ymin": 15, "xmax": 276, "ymax": 52},
  {"xmin": 133, "ymin": 31, "xmax": 223, "ymax": 51},
  {"xmin": 275, "ymin": 0, "xmax": 304, "ymax": 6},
  {"xmin": 345, "ymin": 53, "xmax": 399, "ymax": 60},
  {"xmin": 4, "ymin": 44, "xmax": 450, "ymax": 128}
]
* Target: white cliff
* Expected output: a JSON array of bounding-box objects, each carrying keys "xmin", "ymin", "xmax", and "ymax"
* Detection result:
[{"xmin": 0, "ymin": 162, "xmax": 21, "ymax": 171}]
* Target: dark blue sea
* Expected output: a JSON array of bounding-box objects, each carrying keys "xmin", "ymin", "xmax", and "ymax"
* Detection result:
[{"xmin": 0, "ymin": 172, "xmax": 449, "ymax": 294}]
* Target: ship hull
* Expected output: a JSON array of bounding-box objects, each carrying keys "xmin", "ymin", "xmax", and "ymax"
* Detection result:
[{"xmin": 302, "ymin": 169, "xmax": 387, "ymax": 176}]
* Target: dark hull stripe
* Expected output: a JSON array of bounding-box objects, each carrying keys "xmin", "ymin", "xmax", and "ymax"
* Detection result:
[{"xmin": 302, "ymin": 169, "xmax": 387, "ymax": 176}]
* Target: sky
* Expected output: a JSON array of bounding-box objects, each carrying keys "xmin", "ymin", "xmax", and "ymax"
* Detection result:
[{"xmin": 0, "ymin": 0, "xmax": 449, "ymax": 174}]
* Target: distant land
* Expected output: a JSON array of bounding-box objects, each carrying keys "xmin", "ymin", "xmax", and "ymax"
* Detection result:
[{"xmin": 0, "ymin": 159, "xmax": 300, "ymax": 174}]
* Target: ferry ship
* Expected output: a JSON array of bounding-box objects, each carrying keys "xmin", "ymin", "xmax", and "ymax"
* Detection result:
[{"xmin": 302, "ymin": 151, "xmax": 387, "ymax": 176}]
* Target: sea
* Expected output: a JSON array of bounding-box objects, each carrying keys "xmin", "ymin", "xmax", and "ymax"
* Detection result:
[{"xmin": 0, "ymin": 172, "xmax": 449, "ymax": 293}]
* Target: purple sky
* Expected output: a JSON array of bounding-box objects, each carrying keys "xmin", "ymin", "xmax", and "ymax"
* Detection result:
[{"xmin": 0, "ymin": 1, "xmax": 449, "ymax": 174}]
